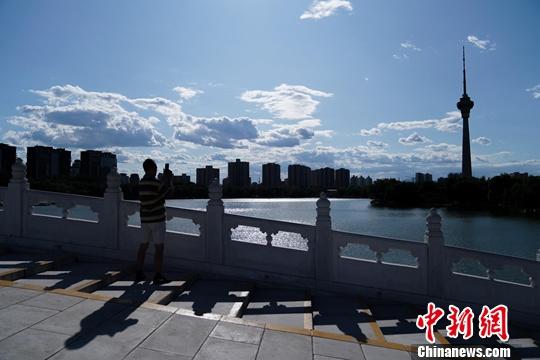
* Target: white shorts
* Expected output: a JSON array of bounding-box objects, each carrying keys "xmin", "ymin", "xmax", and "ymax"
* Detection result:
[{"xmin": 141, "ymin": 222, "xmax": 166, "ymax": 245}]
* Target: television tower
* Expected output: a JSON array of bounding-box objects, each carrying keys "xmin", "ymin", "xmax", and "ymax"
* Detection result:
[{"xmin": 457, "ymin": 46, "xmax": 474, "ymax": 178}]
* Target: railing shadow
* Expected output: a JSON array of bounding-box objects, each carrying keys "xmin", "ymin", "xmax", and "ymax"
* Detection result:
[
  {"xmin": 241, "ymin": 289, "xmax": 311, "ymax": 331},
  {"xmin": 180, "ymin": 280, "xmax": 249, "ymax": 316}
]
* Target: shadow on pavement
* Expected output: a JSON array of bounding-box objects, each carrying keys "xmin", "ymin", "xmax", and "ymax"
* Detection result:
[{"xmin": 64, "ymin": 280, "xmax": 154, "ymax": 349}]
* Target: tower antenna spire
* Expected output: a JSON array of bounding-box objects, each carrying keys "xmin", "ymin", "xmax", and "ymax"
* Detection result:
[
  {"xmin": 457, "ymin": 46, "xmax": 474, "ymax": 178},
  {"xmin": 462, "ymin": 45, "xmax": 467, "ymax": 95}
]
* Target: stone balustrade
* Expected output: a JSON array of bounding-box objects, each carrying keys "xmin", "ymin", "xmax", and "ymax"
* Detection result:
[{"xmin": 0, "ymin": 159, "xmax": 539, "ymax": 325}]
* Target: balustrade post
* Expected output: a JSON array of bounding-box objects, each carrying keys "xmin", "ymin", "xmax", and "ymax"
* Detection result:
[
  {"xmin": 206, "ymin": 179, "xmax": 224, "ymax": 264},
  {"xmin": 425, "ymin": 208, "xmax": 444, "ymax": 298},
  {"xmin": 103, "ymin": 167, "xmax": 122, "ymax": 249},
  {"xmin": 315, "ymin": 192, "xmax": 333, "ymax": 281},
  {"xmin": 5, "ymin": 159, "xmax": 28, "ymax": 237}
]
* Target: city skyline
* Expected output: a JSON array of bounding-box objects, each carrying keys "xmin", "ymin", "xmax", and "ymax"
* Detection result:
[
  {"xmin": 3, "ymin": 142, "xmax": 383, "ymax": 189},
  {"xmin": 1, "ymin": 1, "xmax": 539, "ymax": 181}
]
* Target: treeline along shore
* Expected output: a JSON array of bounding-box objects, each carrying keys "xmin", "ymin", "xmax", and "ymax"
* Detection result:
[
  {"xmin": 9, "ymin": 172, "xmax": 540, "ymax": 218},
  {"xmin": 370, "ymin": 173, "xmax": 540, "ymax": 216}
]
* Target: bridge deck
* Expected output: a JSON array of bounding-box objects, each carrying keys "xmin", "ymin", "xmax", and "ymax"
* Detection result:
[{"xmin": 0, "ymin": 249, "xmax": 539, "ymax": 359}]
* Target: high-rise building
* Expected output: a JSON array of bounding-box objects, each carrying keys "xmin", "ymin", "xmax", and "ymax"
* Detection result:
[
  {"xmin": 100, "ymin": 152, "xmax": 117, "ymax": 176},
  {"xmin": 288, "ymin": 164, "xmax": 311, "ymax": 188},
  {"xmin": 227, "ymin": 159, "xmax": 250, "ymax": 188},
  {"xmin": 79, "ymin": 150, "xmax": 101, "ymax": 177},
  {"xmin": 196, "ymin": 166, "xmax": 219, "ymax": 187},
  {"xmin": 335, "ymin": 168, "xmax": 350, "ymax": 188},
  {"xmin": 119, "ymin": 173, "xmax": 129, "ymax": 185},
  {"xmin": 129, "ymin": 173, "xmax": 140, "ymax": 186},
  {"xmin": 311, "ymin": 169, "xmax": 322, "ymax": 188},
  {"xmin": 174, "ymin": 173, "xmax": 191, "ymax": 185},
  {"xmin": 262, "ymin": 163, "xmax": 281, "ymax": 188},
  {"xmin": 415, "ymin": 173, "xmax": 433, "ymax": 184},
  {"xmin": 322, "ymin": 167, "xmax": 335, "ymax": 189},
  {"xmin": 312, "ymin": 167, "xmax": 335, "ymax": 189},
  {"xmin": 0, "ymin": 143, "xmax": 17, "ymax": 180},
  {"xmin": 457, "ymin": 47, "xmax": 474, "ymax": 178},
  {"xmin": 80, "ymin": 150, "xmax": 117, "ymax": 178},
  {"xmin": 26, "ymin": 146, "xmax": 71, "ymax": 180}
]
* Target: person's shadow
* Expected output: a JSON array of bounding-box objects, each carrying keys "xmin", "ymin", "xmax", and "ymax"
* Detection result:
[{"xmin": 64, "ymin": 279, "xmax": 155, "ymax": 349}]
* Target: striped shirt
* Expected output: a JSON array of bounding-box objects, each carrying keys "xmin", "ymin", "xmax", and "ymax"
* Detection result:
[{"xmin": 138, "ymin": 175, "xmax": 170, "ymax": 223}]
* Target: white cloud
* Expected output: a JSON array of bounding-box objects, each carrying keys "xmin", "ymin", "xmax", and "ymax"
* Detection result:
[
  {"xmin": 7, "ymin": 85, "xmax": 167, "ymax": 148},
  {"xmin": 359, "ymin": 111, "xmax": 462, "ymax": 136},
  {"xmin": 526, "ymin": 84, "xmax": 540, "ymax": 99},
  {"xmin": 169, "ymin": 115, "xmax": 259, "ymax": 149},
  {"xmin": 379, "ymin": 119, "xmax": 437, "ymax": 131},
  {"xmin": 240, "ymin": 84, "xmax": 332, "ymax": 120},
  {"xmin": 399, "ymin": 132, "xmax": 431, "ymax": 145},
  {"xmin": 473, "ymin": 151, "xmax": 512, "ymax": 164},
  {"xmin": 300, "ymin": 0, "xmax": 353, "ymax": 20},
  {"xmin": 472, "ymin": 136, "xmax": 491, "ymax": 145},
  {"xmin": 467, "ymin": 35, "xmax": 496, "ymax": 51},
  {"xmin": 422, "ymin": 143, "xmax": 461, "ymax": 153},
  {"xmin": 392, "ymin": 53, "xmax": 409, "ymax": 60},
  {"xmin": 6, "ymin": 84, "xmax": 329, "ymax": 151},
  {"xmin": 190, "ymin": 142, "xmax": 540, "ymax": 181},
  {"xmin": 359, "ymin": 127, "xmax": 382, "ymax": 136},
  {"xmin": 256, "ymin": 126, "xmax": 315, "ymax": 147},
  {"xmin": 367, "ymin": 140, "xmax": 387, "ymax": 150},
  {"xmin": 393, "ymin": 41, "xmax": 420, "ymax": 61},
  {"xmin": 400, "ymin": 41, "xmax": 422, "ymax": 51},
  {"xmin": 173, "ymin": 86, "xmax": 204, "ymax": 101}
]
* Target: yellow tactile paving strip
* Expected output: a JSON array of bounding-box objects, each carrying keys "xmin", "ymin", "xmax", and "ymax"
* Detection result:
[
  {"xmin": 303, "ymin": 289, "xmax": 313, "ymax": 330},
  {"xmin": 364, "ymin": 308, "xmax": 387, "ymax": 342}
]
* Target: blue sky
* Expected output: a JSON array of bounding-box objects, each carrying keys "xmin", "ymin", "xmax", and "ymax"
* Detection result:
[{"xmin": 1, "ymin": 0, "xmax": 539, "ymax": 181}]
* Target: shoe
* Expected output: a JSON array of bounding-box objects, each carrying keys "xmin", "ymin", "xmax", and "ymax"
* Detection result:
[
  {"xmin": 153, "ymin": 273, "xmax": 170, "ymax": 285},
  {"xmin": 134, "ymin": 271, "xmax": 146, "ymax": 283}
]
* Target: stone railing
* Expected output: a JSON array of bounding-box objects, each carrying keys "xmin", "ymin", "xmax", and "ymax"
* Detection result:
[
  {"xmin": 223, "ymin": 213, "xmax": 316, "ymax": 278},
  {"xmin": 332, "ymin": 231, "xmax": 428, "ymax": 296},
  {"xmin": 0, "ymin": 159, "xmax": 539, "ymax": 324}
]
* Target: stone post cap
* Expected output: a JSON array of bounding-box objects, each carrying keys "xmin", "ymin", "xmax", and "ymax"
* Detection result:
[
  {"xmin": 424, "ymin": 208, "xmax": 443, "ymax": 244},
  {"xmin": 316, "ymin": 192, "xmax": 330, "ymax": 208},
  {"xmin": 208, "ymin": 178, "xmax": 222, "ymax": 201},
  {"xmin": 316, "ymin": 192, "xmax": 331, "ymax": 222},
  {"xmin": 426, "ymin": 208, "xmax": 441, "ymax": 224}
]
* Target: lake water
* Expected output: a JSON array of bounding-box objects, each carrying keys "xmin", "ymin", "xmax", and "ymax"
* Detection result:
[
  {"xmin": 167, "ymin": 198, "xmax": 540, "ymax": 261},
  {"xmin": 31, "ymin": 197, "xmax": 540, "ymax": 261}
]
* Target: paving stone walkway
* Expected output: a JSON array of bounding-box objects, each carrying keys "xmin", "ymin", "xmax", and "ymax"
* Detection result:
[
  {"xmin": 0, "ymin": 285, "xmax": 411, "ymax": 360},
  {"xmin": 1, "ymin": 250, "xmax": 540, "ymax": 359}
]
